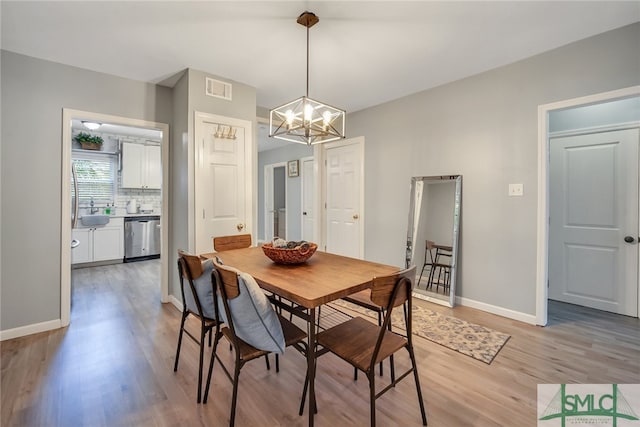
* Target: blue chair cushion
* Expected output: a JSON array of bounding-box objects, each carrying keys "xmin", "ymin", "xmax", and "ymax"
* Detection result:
[
  {"xmin": 184, "ymin": 259, "xmax": 219, "ymax": 320},
  {"xmin": 217, "ymin": 266, "xmax": 285, "ymax": 354}
]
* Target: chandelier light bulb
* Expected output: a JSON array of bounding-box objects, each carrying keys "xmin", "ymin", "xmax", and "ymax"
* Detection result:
[
  {"xmin": 304, "ymin": 103, "xmax": 314, "ymax": 122},
  {"xmin": 286, "ymin": 110, "xmax": 295, "ymax": 127}
]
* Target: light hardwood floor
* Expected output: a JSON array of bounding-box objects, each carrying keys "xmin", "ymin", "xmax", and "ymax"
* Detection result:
[{"xmin": 2, "ymin": 260, "xmax": 639, "ymax": 426}]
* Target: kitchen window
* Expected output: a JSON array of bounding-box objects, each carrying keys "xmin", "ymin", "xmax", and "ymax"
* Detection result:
[{"xmin": 72, "ymin": 154, "xmax": 116, "ymax": 204}]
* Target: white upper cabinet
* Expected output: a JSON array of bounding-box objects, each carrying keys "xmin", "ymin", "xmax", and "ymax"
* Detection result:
[{"xmin": 121, "ymin": 142, "xmax": 161, "ymax": 189}]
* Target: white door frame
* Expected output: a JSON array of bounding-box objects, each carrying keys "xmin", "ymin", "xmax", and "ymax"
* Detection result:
[
  {"xmin": 318, "ymin": 136, "xmax": 365, "ymax": 257},
  {"xmin": 61, "ymin": 109, "xmax": 170, "ymax": 327},
  {"xmin": 536, "ymin": 86, "xmax": 640, "ymax": 326},
  {"xmin": 264, "ymin": 162, "xmax": 288, "ymax": 241},
  {"xmin": 300, "ymin": 156, "xmax": 317, "ymax": 242}
]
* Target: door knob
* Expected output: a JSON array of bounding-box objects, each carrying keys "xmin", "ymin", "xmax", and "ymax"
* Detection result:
[
  {"xmin": 303, "ymin": 212, "xmax": 307, "ymax": 215},
  {"xmin": 353, "ymin": 214, "xmax": 359, "ymax": 220},
  {"xmin": 624, "ymin": 236, "xmax": 635, "ymax": 243},
  {"xmin": 237, "ymin": 223, "xmax": 244, "ymax": 231}
]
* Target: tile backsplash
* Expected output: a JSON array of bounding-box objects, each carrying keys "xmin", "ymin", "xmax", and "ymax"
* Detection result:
[{"xmin": 116, "ymin": 189, "xmax": 161, "ymax": 213}]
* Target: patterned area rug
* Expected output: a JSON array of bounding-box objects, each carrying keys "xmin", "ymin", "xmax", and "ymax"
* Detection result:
[{"xmin": 328, "ymin": 300, "xmax": 510, "ymax": 364}]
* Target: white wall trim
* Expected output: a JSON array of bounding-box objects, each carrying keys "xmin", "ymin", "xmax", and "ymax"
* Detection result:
[
  {"xmin": 548, "ymin": 121, "xmax": 640, "ymax": 138},
  {"xmin": 456, "ymin": 296, "xmax": 538, "ymax": 325},
  {"xmin": 0, "ymin": 319, "xmax": 62, "ymax": 341},
  {"xmin": 169, "ymin": 294, "xmax": 183, "ymax": 312},
  {"xmin": 536, "ymin": 86, "xmax": 640, "ymax": 327},
  {"xmin": 300, "ymin": 155, "xmax": 316, "ymax": 242}
]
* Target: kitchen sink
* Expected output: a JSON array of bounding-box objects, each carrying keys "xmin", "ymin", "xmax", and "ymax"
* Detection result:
[{"xmin": 80, "ymin": 214, "xmax": 110, "ymax": 226}]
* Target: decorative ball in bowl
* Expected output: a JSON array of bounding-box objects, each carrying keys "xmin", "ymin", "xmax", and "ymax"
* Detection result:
[{"xmin": 261, "ymin": 242, "xmax": 318, "ymax": 264}]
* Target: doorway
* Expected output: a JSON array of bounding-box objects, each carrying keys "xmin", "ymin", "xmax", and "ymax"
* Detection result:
[
  {"xmin": 264, "ymin": 163, "xmax": 288, "ymax": 241},
  {"xmin": 61, "ymin": 109, "xmax": 170, "ymax": 327},
  {"xmin": 536, "ymin": 87, "xmax": 640, "ymax": 325}
]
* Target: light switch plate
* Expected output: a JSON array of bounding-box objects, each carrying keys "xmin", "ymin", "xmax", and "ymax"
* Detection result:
[{"xmin": 509, "ymin": 183, "xmax": 524, "ymax": 197}]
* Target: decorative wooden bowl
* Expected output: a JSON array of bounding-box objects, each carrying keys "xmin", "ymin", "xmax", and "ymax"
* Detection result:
[{"xmin": 261, "ymin": 242, "xmax": 318, "ymax": 264}]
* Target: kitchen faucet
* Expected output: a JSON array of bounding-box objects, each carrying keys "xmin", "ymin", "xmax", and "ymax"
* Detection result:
[{"xmin": 90, "ymin": 198, "xmax": 99, "ymax": 214}]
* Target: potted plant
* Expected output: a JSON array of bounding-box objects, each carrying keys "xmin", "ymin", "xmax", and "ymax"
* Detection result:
[{"xmin": 74, "ymin": 132, "xmax": 104, "ymax": 150}]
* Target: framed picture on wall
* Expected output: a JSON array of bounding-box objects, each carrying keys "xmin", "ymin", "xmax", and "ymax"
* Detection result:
[{"xmin": 288, "ymin": 160, "xmax": 299, "ymax": 177}]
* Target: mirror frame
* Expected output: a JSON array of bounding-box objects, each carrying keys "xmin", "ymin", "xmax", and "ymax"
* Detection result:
[{"xmin": 405, "ymin": 175, "xmax": 462, "ymax": 307}]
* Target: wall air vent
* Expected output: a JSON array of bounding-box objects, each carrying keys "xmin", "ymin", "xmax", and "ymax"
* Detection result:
[{"xmin": 205, "ymin": 77, "xmax": 232, "ymax": 101}]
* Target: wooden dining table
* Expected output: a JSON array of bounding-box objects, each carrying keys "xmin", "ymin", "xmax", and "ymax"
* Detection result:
[{"xmin": 201, "ymin": 246, "xmax": 400, "ymax": 426}]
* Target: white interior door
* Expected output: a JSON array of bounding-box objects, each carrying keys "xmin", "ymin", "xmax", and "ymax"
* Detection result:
[
  {"xmin": 549, "ymin": 128, "xmax": 639, "ymax": 316},
  {"xmin": 301, "ymin": 157, "xmax": 316, "ymax": 242},
  {"xmin": 195, "ymin": 113, "xmax": 252, "ymax": 254},
  {"xmin": 323, "ymin": 137, "xmax": 364, "ymax": 258}
]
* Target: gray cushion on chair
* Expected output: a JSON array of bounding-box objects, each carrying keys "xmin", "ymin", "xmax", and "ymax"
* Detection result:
[
  {"xmin": 184, "ymin": 259, "xmax": 218, "ymax": 319},
  {"xmin": 218, "ymin": 267, "xmax": 285, "ymax": 354}
]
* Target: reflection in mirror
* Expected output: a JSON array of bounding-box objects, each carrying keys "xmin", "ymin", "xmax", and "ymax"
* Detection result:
[{"xmin": 406, "ymin": 175, "xmax": 461, "ymax": 307}]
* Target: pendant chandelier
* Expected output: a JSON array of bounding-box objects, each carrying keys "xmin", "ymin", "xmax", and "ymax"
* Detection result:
[{"xmin": 269, "ymin": 11, "xmax": 346, "ymax": 146}]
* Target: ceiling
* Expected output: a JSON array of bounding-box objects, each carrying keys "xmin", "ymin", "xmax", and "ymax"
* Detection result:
[{"xmin": 2, "ymin": 1, "xmax": 639, "ymax": 116}]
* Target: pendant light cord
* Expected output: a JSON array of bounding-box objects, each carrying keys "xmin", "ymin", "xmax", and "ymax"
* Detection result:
[{"xmin": 306, "ymin": 24, "xmax": 310, "ymax": 98}]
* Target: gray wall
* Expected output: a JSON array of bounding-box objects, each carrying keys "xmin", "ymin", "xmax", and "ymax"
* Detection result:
[
  {"xmin": 169, "ymin": 70, "xmax": 189, "ymax": 298},
  {"xmin": 1, "ymin": 50, "xmax": 172, "ymax": 330},
  {"xmin": 257, "ymin": 145, "xmax": 313, "ymax": 242},
  {"xmin": 348, "ymin": 23, "xmax": 640, "ymax": 316},
  {"xmin": 168, "ymin": 68, "xmax": 257, "ymax": 301}
]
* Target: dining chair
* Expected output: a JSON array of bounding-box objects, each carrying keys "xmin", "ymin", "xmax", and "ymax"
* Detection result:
[
  {"xmin": 340, "ymin": 290, "xmax": 394, "ymax": 381},
  {"xmin": 316, "ymin": 265, "xmax": 427, "ymax": 427},
  {"xmin": 204, "ymin": 260, "xmax": 310, "ymax": 426},
  {"xmin": 428, "ymin": 245, "xmax": 452, "ymax": 292},
  {"xmin": 417, "ymin": 240, "xmax": 437, "ymax": 288},
  {"xmin": 174, "ymin": 250, "xmax": 220, "ymax": 403},
  {"xmin": 213, "ymin": 233, "xmax": 252, "ymax": 252}
]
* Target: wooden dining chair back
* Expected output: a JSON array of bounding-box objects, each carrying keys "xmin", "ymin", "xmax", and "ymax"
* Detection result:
[
  {"xmin": 213, "ymin": 234, "xmax": 252, "ymax": 252},
  {"xmin": 316, "ymin": 265, "xmax": 427, "ymax": 426},
  {"xmin": 174, "ymin": 250, "xmax": 218, "ymax": 403},
  {"xmin": 428, "ymin": 244, "xmax": 452, "ymax": 292},
  {"xmin": 203, "ymin": 260, "xmax": 309, "ymax": 426}
]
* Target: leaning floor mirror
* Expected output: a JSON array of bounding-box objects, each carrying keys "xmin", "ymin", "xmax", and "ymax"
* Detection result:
[{"xmin": 405, "ymin": 175, "xmax": 461, "ymax": 307}]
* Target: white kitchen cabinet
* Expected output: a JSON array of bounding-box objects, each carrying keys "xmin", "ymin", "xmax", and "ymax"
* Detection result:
[
  {"xmin": 121, "ymin": 142, "xmax": 161, "ymax": 189},
  {"xmin": 71, "ymin": 228, "xmax": 92, "ymax": 264},
  {"xmin": 72, "ymin": 218, "xmax": 124, "ymax": 264}
]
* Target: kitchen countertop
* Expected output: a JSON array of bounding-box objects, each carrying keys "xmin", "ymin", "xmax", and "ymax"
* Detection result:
[
  {"xmin": 79, "ymin": 209, "xmax": 160, "ymax": 219},
  {"xmin": 114, "ymin": 213, "xmax": 161, "ymax": 218}
]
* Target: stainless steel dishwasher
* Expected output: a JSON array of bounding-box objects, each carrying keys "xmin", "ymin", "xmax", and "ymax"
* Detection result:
[{"xmin": 124, "ymin": 216, "xmax": 161, "ymax": 261}]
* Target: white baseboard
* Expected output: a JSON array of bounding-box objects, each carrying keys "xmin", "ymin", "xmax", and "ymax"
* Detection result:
[
  {"xmin": 456, "ymin": 296, "xmax": 538, "ymax": 325},
  {"xmin": 0, "ymin": 319, "xmax": 62, "ymax": 341},
  {"xmin": 168, "ymin": 295, "xmax": 183, "ymax": 312}
]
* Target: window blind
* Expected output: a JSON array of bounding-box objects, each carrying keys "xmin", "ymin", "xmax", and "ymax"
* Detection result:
[{"xmin": 72, "ymin": 158, "xmax": 115, "ymax": 203}]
